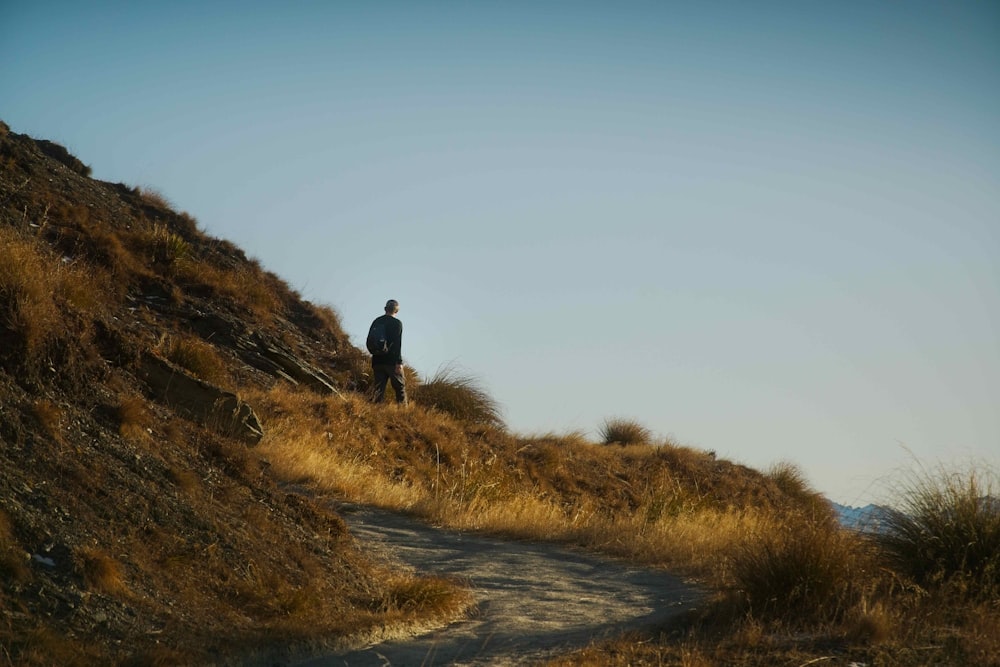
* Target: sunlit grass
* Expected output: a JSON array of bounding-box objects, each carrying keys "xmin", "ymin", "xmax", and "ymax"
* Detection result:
[
  {"xmin": 250, "ymin": 381, "xmax": 1000, "ymax": 666},
  {"xmin": 598, "ymin": 417, "xmax": 652, "ymax": 446},
  {"xmin": 879, "ymin": 462, "xmax": 1000, "ymax": 600},
  {"xmin": 252, "ymin": 386, "xmax": 781, "ymax": 583},
  {"xmin": 410, "ymin": 363, "xmax": 504, "ymax": 428}
]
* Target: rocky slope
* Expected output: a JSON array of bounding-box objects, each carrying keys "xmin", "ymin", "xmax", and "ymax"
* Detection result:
[{"xmin": 0, "ymin": 121, "xmax": 449, "ymax": 665}]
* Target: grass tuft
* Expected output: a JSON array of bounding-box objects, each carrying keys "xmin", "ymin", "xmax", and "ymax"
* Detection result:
[
  {"xmin": 411, "ymin": 364, "xmax": 504, "ymax": 428},
  {"xmin": 31, "ymin": 400, "xmax": 63, "ymax": 443},
  {"xmin": 136, "ymin": 186, "xmax": 174, "ymax": 211},
  {"xmin": 384, "ymin": 576, "xmax": 470, "ymax": 617},
  {"xmin": 79, "ymin": 548, "xmax": 127, "ymax": 596},
  {"xmin": 117, "ymin": 396, "xmax": 151, "ymax": 441},
  {"xmin": 598, "ymin": 417, "xmax": 652, "ymax": 446},
  {"xmin": 146, "ymin": 224, "xmax": 191, "ymax": 266},
  {"xmin": 0, "ymin": 227, "xmax": 63, "ymax": 359},
  {"xmin": 162, "ymin": 335, "xmax": 229, "ymax": 387},
  {"xmin": 730, "ymin": 517, "xmax": 872, "ymax": 623},
  {"xmin": 878, "ymin": 463, "xmax": 1000, "ymax": 600}
]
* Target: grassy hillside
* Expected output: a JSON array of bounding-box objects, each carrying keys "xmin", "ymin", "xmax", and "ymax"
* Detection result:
[
  {"xmin": 1, "ymin": 121, "xmax": 996, "ymax": 666},
  {"xmin": 0, "ymin": 122, "xmax": 466, "ymax": 665}
]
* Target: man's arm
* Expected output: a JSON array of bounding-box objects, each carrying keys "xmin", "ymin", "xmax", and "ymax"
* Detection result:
[{"xmin": 392, "ymin": 320, "xmax": 403, "ymax": 365}]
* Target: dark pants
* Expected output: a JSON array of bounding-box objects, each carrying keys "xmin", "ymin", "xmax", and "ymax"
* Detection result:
[{"xmin": 372, "ymin": 363, "xmax": 406, "ymax": 404}]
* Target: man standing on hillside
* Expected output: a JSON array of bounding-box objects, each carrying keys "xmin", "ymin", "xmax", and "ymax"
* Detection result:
[{"xmin": 367, "ymin": 299, "xmax": 406, "ymax": 405}]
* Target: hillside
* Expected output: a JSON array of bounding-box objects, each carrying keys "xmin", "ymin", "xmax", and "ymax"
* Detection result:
[
  {"xmin": 0, "ymin": 121, "xmax": 469, "ymax": 665},
  {"xmin": 0, "ymin": 121, "xmax": 821, "ymax": 665}
]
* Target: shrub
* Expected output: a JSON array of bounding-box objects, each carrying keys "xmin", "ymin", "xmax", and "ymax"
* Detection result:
[
  {"xmin": 410, "ymin": 364, "xmax": 503, "ymax": 428},
  {"xmin": 162, "ymin": 335, "xmax": 228, "ymax": 386},
  {"xmin": 384, "ymin": 576, "xmax": 469, "ymax": 616},
  {"xmin": 766, "ymin": 461, "xmax": 830, "ymax": 516},
  {"xmin": 136, "ymin": 185, "xmax": 173, "ymax": 211},
  {"xmin": 0, "ymin": 227, "xmax": 63, "ymax": 359},
  {"xmin": 146, "ymin": 224, "xmax": 191, "ymax": 266},
  {"xmin": 117, "ymin": 396, "xmax": 151, "ymax": 441},
  {"xmin": 78, "ymin": 548, "xmax": 127, "ymax": 596},
  {"xmin": 598, "ymin": 418, "xmax": 651, "ymax": 446},
  {"xmin": 730, "ymin": 517, "xmax": 872, "ymax": 623},
  {"xmin": 878, "ymin": 464, "xmax": 1000, "ymax": 600}
]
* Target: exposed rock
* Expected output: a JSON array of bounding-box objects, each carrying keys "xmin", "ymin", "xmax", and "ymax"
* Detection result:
[
  {"xmin": 138, "ymin": 353, "xmax": 264, "ymax": 445},
  {"xmin": 184, "ymin": 307, "xmax": 341, "ymax": 396},
  {"xmin": 246, "ymin": 332, "xmax": 340, "ymax": 395}
]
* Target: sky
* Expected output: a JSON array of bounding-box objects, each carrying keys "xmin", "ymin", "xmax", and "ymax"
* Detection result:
[{"xmin": 3, "ymin": 1, "xmax": 998, "ymax": 505}]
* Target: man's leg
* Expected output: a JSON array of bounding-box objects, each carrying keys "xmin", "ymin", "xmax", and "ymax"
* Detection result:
[
  {"xmin": 372, "ymin": 364, "xmax": 390, "ymax": 403},
  {"xmin": 388, "ymin": 366, "xmax": 407, "ymax": 405}
]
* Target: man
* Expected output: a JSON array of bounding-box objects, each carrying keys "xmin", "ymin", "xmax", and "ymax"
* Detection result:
[{"xmin": 368, "ymin": 299, "xmax": 406, "ymax": 404}]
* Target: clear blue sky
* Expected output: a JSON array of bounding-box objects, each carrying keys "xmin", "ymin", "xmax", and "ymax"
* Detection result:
[{"xmin": 3, "ymin": 1, "xmax": 998, "ymax": 505}]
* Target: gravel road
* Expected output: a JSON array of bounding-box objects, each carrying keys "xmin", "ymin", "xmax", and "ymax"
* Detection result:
[{"xmin": 293, "ymin": 505, "xmax": 702, "ymax": 667}]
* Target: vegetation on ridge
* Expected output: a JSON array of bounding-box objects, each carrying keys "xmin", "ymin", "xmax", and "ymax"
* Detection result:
[{"xmin": 1, "ymin": 121, "xmax": 996, "ymax": 666}]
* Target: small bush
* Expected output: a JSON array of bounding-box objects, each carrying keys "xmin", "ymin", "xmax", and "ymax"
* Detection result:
[
  {"xmin": 70, "ymin": 221, "xmax": 139, "ymax": 277},
  {"xmin": 0, "ymin": 227, "xmax": 63, "ymax": 359},
  {"xmin": 766, "ymin": 461, "xmax": 830, "ymax": 515},
  {"xmin": 411, "ymin": 364, "xmax": 504, "ymax": 428},
  {"xmin": 162, "ymin": 335, "xmax": 228, "ymax": 386},
  {"xmin": 31, "ymin": 400, "xmax": 63, "ymax": 443},
  {"xmin": 117, "ymin": 396, "xmax": 151, "ymax": 441},
  {"xmin": 598, "ymin": 418, "xmax": 651, "ymax": 446},
  {"xmin": 136, "ymin": 186, "xmax": 173, "ymax": 211},
  {"xmin": 730, "ymin": 518, "xmax": 872, "ymax": 622},
  {"xmin": 384, "ymin": 576, "xmax": 468, "ymax": 616},
  {"xmin": 146, "ymin": 224, "xmax": 191, "ymax": 266},
  {"xmin": 878, "ymin": 464, "xmax": 1000, "ymax": 600},
  {"xmin": 78, "ymin": 548, "xmax": 127, "ymax": 596}
]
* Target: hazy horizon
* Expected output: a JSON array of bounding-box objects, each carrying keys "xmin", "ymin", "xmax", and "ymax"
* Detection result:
[{"xmin": 3, "ymin": 1, "xmax": 997, "ymax": 505}]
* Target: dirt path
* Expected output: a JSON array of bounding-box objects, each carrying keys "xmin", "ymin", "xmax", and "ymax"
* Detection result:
[{"xmin": 294, "ymin": 504, "xmax": 703, "ymax": 666}]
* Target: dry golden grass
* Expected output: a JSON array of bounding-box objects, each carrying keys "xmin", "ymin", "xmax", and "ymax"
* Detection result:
[
  {"xmin": 135, "ymin": 185, "xmax": 173, "ymax": 211},
  {"xmin": 116, "ymin": 395, "xmax": 151, "ymax": 441},
  {"xmin": 31, "ymin": 400, "xmax": 63, "ymax": 443},
  {"xmin": 161, "ymin": 334, "xmax": 230, "ymax": 387},
  {"xmin": 167, "ymin": 466, "xmax": 202, "ymax": 495},
  {"xmin": 252, "ymin": 386, "xmax": 787, "ymax": 582},
  {"xmin": 175, "ymin": 260, "xmax": 282, "ymax": 320},
  {"xmin": 879, "ymin": 463, "xmax": 1000, "ymax": 600},
  {"xmin": 410, "ymin": 364, "xmax": 504, "ymax": 427},
  {"xmin": 78, "ymin": 548, "xmax": 128, "ymax": 596},
  {"xmin": 729, "ymin": 515, "xmax": 875, "ymax": 623},
  {"xmin": 383, "ymin": 575, "xmax": 471, "ymax": 618},
  {"xmin": 142, "ymin": 223, "xmax": 192, "ymax": 266},
  {"xmin": 249, "ymin": 382, "xmax": 1000, "ymax": 666},
  {"xmin": 0, "ymin": 226, "xmax": 109, "ymax": 376},
  {"xmin": 598, "ymin": 417, "xmax": 652, "ymax": 446},
  {"xmin": 0, "ymin": 227, "xmax": 64, "ymax": 358}
]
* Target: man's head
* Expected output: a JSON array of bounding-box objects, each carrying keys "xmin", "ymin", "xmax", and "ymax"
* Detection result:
[{"xmin": 384, "ymin": 299, "xmax": 399, "ymax": 315}]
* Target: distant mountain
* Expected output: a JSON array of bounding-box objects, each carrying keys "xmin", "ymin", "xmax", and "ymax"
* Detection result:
[{"xmin": 829, "ymin": 500, "xmax": 893, "ymax": 533}]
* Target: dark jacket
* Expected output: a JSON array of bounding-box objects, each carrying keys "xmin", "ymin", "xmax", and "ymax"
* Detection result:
[{"xmin": 370, "ymin": 314, "xmax": 403, "ymax": 366}]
